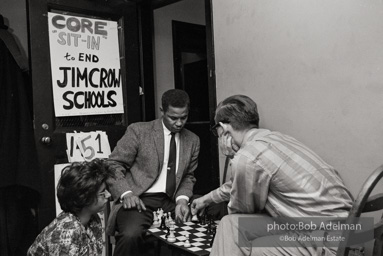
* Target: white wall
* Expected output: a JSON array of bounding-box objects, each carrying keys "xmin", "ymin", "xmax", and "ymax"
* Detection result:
[
  {"xmin": 213, "ymin": 1, "xmax": 383, "ymax": 253},
  {"xmin": 213, "ymin": 0, "xmax": 383, "ymax": 194},
  {"xmin": 153, "ymin": 0, "xmax": 205, "ymax": 116}
]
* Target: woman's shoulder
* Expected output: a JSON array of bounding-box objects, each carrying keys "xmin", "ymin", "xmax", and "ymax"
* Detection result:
[
  {"xmin": 47, "ymin": 212, "xmax": 83, "ymax": 238},
  {"xmin": 56, "ymin": 211, "xmax": 82, "ymax": 226},
  {"xmin": 27, "ymin": 212, "xmax": 83, "ymax": 256}
]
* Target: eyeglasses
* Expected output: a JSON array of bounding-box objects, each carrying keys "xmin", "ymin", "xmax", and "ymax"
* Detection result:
[
  {"xmin": 210, "ymin": 120, "xmax": 230, "ymax": 137},
  {"xmin": 98, "ymin": 190, "xmax": 111, "ymax": 200}
]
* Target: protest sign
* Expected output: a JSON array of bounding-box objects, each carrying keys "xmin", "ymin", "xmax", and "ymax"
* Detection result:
[{"xmin": 48, "ymin": 13, "xmax": 124, "ymax": 117}]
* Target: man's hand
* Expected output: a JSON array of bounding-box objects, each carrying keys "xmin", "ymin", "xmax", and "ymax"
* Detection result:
[
  {"xmin": 219, "ymin": 133, "xmax": 239, "ymax": 157},
  {"xmin": 175, "ymin": 199, "xmax": 191, "ymax": 223},
  {"xmin": 190, "ymin": 196, "xmax": 210, "ymax": 216},
  {"xmin": 121, "ymin": 193, "xmax": 147, "ymax": 212}
]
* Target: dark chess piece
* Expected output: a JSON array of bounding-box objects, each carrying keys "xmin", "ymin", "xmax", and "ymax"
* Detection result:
[
  {"xmin": 206, "ymin": 224, "xmax": 212, "ymax": 234},
  {"xmin": 160, "ymin": 215, "xmax": 166, "ymax": 229},
  {"xmin": 206, "ymin": 215, "xmax": 212, "ymax": 234},
  {"xmin": 209, "ymin": 215, "xmax": 214, "ymax": 225},
  {"xmin": 198, "ymin": 208, "xmax": 207, "ymax": 225},
  {"xmin": 200, "ymin": 214, "xmax": 207, "ymax": 225},
  {"xmin": 197, "ymin": 213, "xmax": 202, "ymax": 224},
  {"xmin": 210, "ymin": 225, "xmax": 217, "ymax": 247}
]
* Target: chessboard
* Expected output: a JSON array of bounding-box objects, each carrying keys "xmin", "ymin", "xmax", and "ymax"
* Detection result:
[{"xmin": 148, "ymin": 221, "xmax": 218, "ymax": 256}]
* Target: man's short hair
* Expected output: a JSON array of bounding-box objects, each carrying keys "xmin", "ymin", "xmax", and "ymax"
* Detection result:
[
  {"xmin": 57, "ymin": 158, "xmax": 114, "ymax": 214},
  {"xmin": 215, "ymin": 95, "xmax": 260, "ymax": 130},
  {"xmin": 161, "ymin": 89, "xmax": 190, "ymax": 112}
]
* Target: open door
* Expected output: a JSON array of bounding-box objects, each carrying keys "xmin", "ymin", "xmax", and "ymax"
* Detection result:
[
  {"xmin": 172, "ymin": 10, "xmax": 219, "ymax": 194},
  {"xmin": 27, "ymin": 0, "xmax": 142, "ymax": 230}
]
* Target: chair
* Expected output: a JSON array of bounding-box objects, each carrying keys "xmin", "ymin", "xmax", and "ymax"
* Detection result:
[{"xmin": 337, "ymin": 165, "xmax": 383, "ymax": 256}]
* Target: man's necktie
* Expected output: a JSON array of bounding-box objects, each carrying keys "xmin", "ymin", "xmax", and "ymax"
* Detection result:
[{"xmin": 166, "ymin": 132, "xmax": 176, "ymax": 197}]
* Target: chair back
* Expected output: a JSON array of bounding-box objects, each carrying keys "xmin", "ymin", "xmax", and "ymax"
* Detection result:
[{"xmin": 337, "ymin": 165, "xmax": 383, "ymax": 256}]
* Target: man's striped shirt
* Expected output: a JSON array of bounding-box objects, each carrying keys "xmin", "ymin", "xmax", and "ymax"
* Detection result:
[{"xmin": 208, "ymin": 129, "xmax": 353, "ymax": 218}]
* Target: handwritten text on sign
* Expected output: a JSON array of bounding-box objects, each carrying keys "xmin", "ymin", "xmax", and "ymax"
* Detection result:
[
  {"xmin": 66, "ymin": 131, "xmax": 111, "ymax": 162},
  {"xmin": 48, "ymin": 13, "xmax": 124, "ymax": 117}
]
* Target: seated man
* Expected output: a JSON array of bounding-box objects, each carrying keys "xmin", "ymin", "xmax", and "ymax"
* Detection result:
[
  {"xmin": 27, "ymin": 159, "xmax": 114, "ymax": 256},
  {"xmin": 191, "ymin": 95, "xmax": 353, "ymax": 256},
  {"xmin": 106, "ymin": 89, "xmax": 200, "ymax": 256}
]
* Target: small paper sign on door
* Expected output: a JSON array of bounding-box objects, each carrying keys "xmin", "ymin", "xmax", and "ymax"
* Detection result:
[{"xmin": 66, "ymin": 131, "xmax": 111, "ymax": 162}]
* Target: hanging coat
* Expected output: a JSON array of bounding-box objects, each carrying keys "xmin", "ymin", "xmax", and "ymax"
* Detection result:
[{"xmin": 0, "ymin": 25, "xmax": 41, "ymax": 195}]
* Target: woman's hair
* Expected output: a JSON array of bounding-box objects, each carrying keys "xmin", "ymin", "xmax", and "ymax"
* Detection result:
[
  {"xmin": 57, "ymin": 158, "xmax": 115, "ymax": 214},
  {"xmin": 161, "ymin": 89, "xmax": 190, "ymax": 112},
  {"xmin": 215, "ymin": 95, "xmax": 260, "ymax": 130}
]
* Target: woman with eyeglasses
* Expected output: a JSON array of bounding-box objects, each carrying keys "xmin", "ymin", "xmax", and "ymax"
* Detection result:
[{"xmin": 27, "ymin": 159, "xmax": 114, "ymax": 256}]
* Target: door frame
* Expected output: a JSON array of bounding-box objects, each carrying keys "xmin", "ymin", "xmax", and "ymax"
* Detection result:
[
  {"xmin": 170, "ymin": 1, "xmax": 220, "ymax": 190},
  {"xmin": 144, "ymin": 0, "xmax": 219, "ymax": 188},
  {"xmin": 26, "ymin": 0, "xmax": 216, "ymax": 229},
  {"xmin": 27, "ymin": 0, "xmax": 144, "ymax": 229},
  {"xmin": 205, "ymin": 0, "xmax": 220, "ymax": 183}
]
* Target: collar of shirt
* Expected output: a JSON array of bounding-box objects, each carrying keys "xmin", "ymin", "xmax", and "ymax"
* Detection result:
[
  {"xmin": 162, "ymin": 121, "xmax": 172, "ymax": 136},
  {"xmin": 162, "ymin": 121, "xmax": 180, "ymax": 139},
  {"xmin": 161, "ymin": 121, "xmax": 180, "ymax": 163},
  {"xmin": 241, "ymin": 128, "xmax": 272, "ymax": 148}
]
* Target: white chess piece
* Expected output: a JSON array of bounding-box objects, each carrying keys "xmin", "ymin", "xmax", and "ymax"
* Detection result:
[
  {"xmin": 192, "ymin": 215, "xmax": 198, "ymax": 222},
  {"xmin": 167, "ymin": 225, "xmax": 176, "ymax": 243},
  {"xmin": 153, "ymin": 211, "xmax": 159, "ymax": 227},
  {"xmin": 165, "ymin": 213, "xmax": 169, "ymax": 227},
  {"xmin": 157, "ymin": 208, "xmax": 164, "ymax": 221},
  {"xmin": 184, "ymin": 234, "xmax": 191, "ymax": 247}
]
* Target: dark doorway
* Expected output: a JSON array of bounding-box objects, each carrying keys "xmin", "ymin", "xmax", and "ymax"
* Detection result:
[{"xmin": 172, "ymin": 20, "xmax": 219, "ymax": 195}]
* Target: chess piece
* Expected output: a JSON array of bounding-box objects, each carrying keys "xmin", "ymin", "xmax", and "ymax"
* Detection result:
[
  {"xmin": 165, "ymin": 226, "xmax": 170, "ymax": 238},
  {"xmin": 153, "ymin": 211, "xmax": 159, "ymax": 227},
  {"xmin": 210, "ymin": 226, "xmax": 217, "ymax": 247},
  {"xmin": 160, "ymin": 215, "xmax": 166, "ymax": 229},
  {"xmin": 153, "ymin": 211, "xmax": 157, "ymax": 220},
  {"xmin": 200, "ymin": 215, "xmax": 206, "ymax": 225},
  {"xmin": 206, "ymin": 223, "xmax": 212, "ymax": 234},
  {"xmin": 168, "ymin": 212, "xmax": 173, "ymax": 223},
  {"xmin": 192, "ymin": 214, "xmax": 198, "ymax": 222},
  {"xmin": 165, "ymin": 213, "xmax": 169, "ymax": 227},
  {"xmin": 167, "ymin": 225, "xmax": 176, "ymax": 242},
  {"xmin": 184, "ymin": 234, "xmax": 191, "ymax": 247},
  {"xmin": 208, "ymin": 214, "xmax": 214, "ymax": 224},
  {"xmin": 207, "ymin": 215, "xmax": 214, "ymax": 234},
  {"xmin": 158, "ymin": 208, "xmax": 164, "ymax": 217}
]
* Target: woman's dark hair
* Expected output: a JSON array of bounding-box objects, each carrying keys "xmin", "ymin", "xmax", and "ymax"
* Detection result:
[
  {"xmin": 215, "ymin": 95, "xmax": 260, "ymax": 130},
  {"xmin": 57, "ymin": 158, "xmax": 114, "ymax": 214},
  {"xmin": 161, "ymin": 89, "xmax": 190, "ymax": 112}
]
